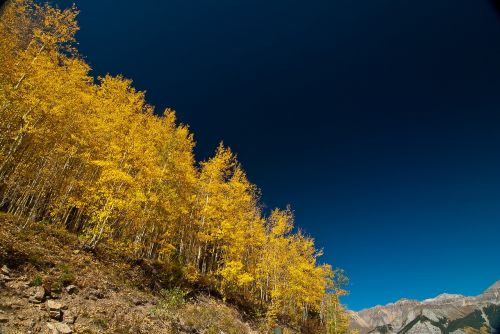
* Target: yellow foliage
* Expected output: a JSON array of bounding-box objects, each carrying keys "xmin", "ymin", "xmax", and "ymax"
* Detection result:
[{"xmin": 0, "ymin": 0, "xmax": 344, "ymax": 330}]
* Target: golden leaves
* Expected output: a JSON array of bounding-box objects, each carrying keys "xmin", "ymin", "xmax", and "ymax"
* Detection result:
[{"xmin": 0, "ymin": 0, "xmax": 345, "ymax": 329}]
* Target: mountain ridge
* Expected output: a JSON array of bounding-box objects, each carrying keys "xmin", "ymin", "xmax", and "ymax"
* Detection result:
[{"xmin": 350, "ymin": 280, "xmax": 500, "ymax": 334}]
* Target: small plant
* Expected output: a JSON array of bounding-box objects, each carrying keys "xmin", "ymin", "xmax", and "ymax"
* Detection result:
[
  {"xmin": 159, "ymin": 287, "xmax": 186, "ymax": 308},
  {"xmin": 51, "ymin": 263, "xmax": 75, "ymax": 291},
  {"xmin": 150, "ymin": 303, "xmax": 174, "ymax": 321},
  {"xmin": 150, "ymin": 287, "xmax": 187, "ymax": 321},
  {"xmin": 254, "ymin": 308, "xmax": 265, "ymax": 319},
  {"xmin": 150, "ymin": 300, "xmax": 177, "ymax": 322},
  {"xmin": 31, "ymin": 274, "xmax": 43, "ymax": 286},
  {"xmin": 206, "ymin": 325, "xmax": 218, "ymax": 334},
  {"xmin": 58, "ymin": 263, "xmax": 75, "ymax": 286},
  {"xmin": 28, "ymin": 254, "xmax": 44, "ymax": 267},
  {"xmin": 93, "ymin": 317, "xmax": 109, "ymax": 330}
]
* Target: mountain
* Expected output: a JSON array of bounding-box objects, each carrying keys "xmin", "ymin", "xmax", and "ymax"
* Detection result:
[{"xmin": 350, "ymin": 281, "xmax": 500, "ymax": 334}]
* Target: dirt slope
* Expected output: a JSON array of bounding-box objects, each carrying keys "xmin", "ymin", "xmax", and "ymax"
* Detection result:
[{"xmin": 0, "ymin": 213, "xmax": 271, "ymax": 334}]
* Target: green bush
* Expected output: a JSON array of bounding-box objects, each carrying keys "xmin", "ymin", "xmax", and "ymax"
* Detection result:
[
  {"xmin": 31, "ymin": 274, "xmax": 43, "ymax": 286},
  {"xmin": 150, "ymin": 287, "xmax": 187, "ymax": 321},
  {"xmin": 159, "ymin": 287, "xmax": 186, "ymax": 308},
  {"xmin": 52, "ymin": 263, "xmax": 75, "ymax": 291},
  {"xmin": 59, "ymin": 263, "xmax": 75, "ymax": 285}
]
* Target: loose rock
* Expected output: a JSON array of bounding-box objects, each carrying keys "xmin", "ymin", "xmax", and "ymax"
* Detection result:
[
  {"xmin": 0, "ymin": 314, "xmax": 9, "ymax": 323},
  {"xmin": 7, "ymin": 280, "xmax": 29, "ymax": 291},
  {"xmin": 62, "ymin": 311, "xmax": 76, "ymax": 324},
  {"xmin": 65, "ymin": 285, "xmax": 77, "ymax": 294},
  {"xmin": 46, "ymin": 322, "xmax": 72, "ymax": 334},
  {"xmin": 29, "ymin": 286, "xmax": 45, "ymax": 303},
  {"xmin": 131, "ymin": 297, "xmax": 147, "ymax": 306},
  {"xmin": 47, "ymin": 300, "xmax": 63, "ymax": 320},
  {"xmin": 1, "ymin": 265, "xmax": 9, "ymax": 275},
  {"xmin": 47, "ymin": 300, "xmax": 62, "ymax": 310},
  {"xmin": 0, "ymin": 274, "xmax": 12, "ymax": 282},
  {"xmin": 85, "ymin": 289, "xmax": 104, "ymax": 300},
  {"xmin": 50, "ymin": 291, "xmax": 61, "ymax": 299}
]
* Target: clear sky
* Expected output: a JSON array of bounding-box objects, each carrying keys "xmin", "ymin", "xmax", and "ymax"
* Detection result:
[{"xmin": 57, "ymin": 0, "xmax": 500, "ymax": 310}]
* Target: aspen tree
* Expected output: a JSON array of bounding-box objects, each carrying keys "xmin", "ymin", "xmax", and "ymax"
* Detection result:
[{"xmin": 0, "ymin": 1, "xmax": 344, "ymax": 329}]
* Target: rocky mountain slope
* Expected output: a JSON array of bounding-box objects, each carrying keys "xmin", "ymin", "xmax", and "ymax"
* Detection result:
[
  {"xmin": 350, "ymin": 282, "xmax": 500, "ymax": 334},
  {"xmin": 0, "ymin": 213, "xmax": 293, "ymax": 334}
]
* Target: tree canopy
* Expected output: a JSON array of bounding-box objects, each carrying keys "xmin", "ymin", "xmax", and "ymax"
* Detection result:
[{"xmin": 0, "ymin": 1, "xmax": 350, "ymax": 331}]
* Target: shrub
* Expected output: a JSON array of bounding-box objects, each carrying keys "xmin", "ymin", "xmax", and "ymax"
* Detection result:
[
  {"xmin": 52, "ymin": 263, "xmax": 75, "ymax": 291},
  {"xmin": 159, "ymin": 287, "xmax": 186, "ymax": 308},
  {"xmin": 180, "ymin": 300, "xmax": 250, "ymax": 334},
  {"xmin": 31, "ymin": 274, "xmax": 43, "ymax": 286},
  {"xmin": 150, "ymin": 287, "xmax": 187, "ymax": 321},
  {"xmin": 58, "ymin": 263, "xmax": 75, "ymax": 286}
]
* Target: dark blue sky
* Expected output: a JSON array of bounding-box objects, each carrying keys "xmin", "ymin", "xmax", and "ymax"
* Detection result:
[{"xmin": 58, "ymin": 0, "xmax": 500, "ymax": 310}]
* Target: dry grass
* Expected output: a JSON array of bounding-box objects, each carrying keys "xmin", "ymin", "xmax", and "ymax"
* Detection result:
[{"xmin": 0, "ymin": 213, "xmax": 262, "ymax": 333}]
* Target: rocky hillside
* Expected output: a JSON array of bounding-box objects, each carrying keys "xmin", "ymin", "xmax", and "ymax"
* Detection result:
[
  {"xmin": 350, "ymin": 282, "xmax": 500, "ymax": 334},
  {"xmin": 0, "ymin": 213, "xmax": 292, "ymax": 334}
]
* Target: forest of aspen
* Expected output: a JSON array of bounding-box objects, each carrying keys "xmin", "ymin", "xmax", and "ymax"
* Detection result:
[{"xmin": 0, "ymin": 1, "xmax": 350, "ymax": 332}]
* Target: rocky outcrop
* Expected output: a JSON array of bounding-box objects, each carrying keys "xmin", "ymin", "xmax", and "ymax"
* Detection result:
[
  {"xmin": 350, "ymin": 281, "xmax": 500, "ymax": 334},
  {"xmin": 0, "ymin": 264, "xmax": 73, "ymax": 333}
]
